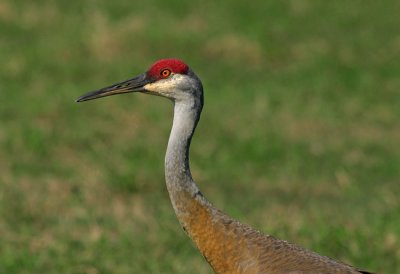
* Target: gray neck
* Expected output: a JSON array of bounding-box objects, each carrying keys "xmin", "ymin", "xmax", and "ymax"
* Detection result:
[{"xmin": 165, "ymin": 96, "xmax": 209, "ymax": 220}]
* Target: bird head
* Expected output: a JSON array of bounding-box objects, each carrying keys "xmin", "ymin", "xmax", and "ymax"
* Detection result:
[{"xmin": 77, "ymin": 58, "xmax": 203, "ymax": 103}]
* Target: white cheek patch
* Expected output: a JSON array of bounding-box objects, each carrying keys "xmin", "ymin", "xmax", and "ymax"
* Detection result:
[
  {"xmin": 144, "ymin": 81, "xmax": 175, "ymax": 93},
  {"xmin": 144, "ymin": 75, "xmax": 186, "ymax": 97}
]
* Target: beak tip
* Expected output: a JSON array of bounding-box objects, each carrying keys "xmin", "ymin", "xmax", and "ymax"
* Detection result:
[{"xmin": 76, "ymin": 94, "xmax": 94, "ymax": 102}]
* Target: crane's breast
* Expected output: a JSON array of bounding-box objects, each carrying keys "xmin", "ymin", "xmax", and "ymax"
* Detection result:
[{"xmin": 180, "ymin": 195, "xmax": 261, "ymax": 273}]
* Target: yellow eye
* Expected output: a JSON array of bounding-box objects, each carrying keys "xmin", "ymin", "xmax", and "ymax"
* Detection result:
[{"xmin": 160, "ymin": 68, "xmax": 171, "ymax": 78}]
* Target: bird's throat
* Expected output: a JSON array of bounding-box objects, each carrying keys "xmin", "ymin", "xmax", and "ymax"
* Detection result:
[{"xmin": 165, "ymin": 100, "xmax": 205, "ymax": 216}]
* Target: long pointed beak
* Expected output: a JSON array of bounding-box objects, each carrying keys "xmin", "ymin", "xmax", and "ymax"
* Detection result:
[{"xmin": 76, "ymin": 73, "xmax": 150, "ymax": 102}]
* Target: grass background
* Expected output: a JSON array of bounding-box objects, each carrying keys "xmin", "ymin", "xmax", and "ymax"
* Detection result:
[{"xmin": 1, "ymin": 0, "xmax": 399, "ymax": 273}]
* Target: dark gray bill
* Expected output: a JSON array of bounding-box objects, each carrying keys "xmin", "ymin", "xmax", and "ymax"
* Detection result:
[{"xmin": 76, "ymin": 73, "xmax": 150, "ymax": 102}]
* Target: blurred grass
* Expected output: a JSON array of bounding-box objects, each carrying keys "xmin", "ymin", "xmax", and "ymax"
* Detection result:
[{"xmin": 1, "ymin": 0, "xmax": 399, "ymax": 273}]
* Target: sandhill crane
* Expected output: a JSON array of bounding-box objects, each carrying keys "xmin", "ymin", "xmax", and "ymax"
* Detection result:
[{"xmin": 77, "ymin": 58, "xmax": 374, "ymax": 274}]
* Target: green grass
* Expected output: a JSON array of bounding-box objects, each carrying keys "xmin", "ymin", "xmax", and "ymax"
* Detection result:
[{"xmin": 1, "ymin": 1, "xmax": 399, "ymax": 273}]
